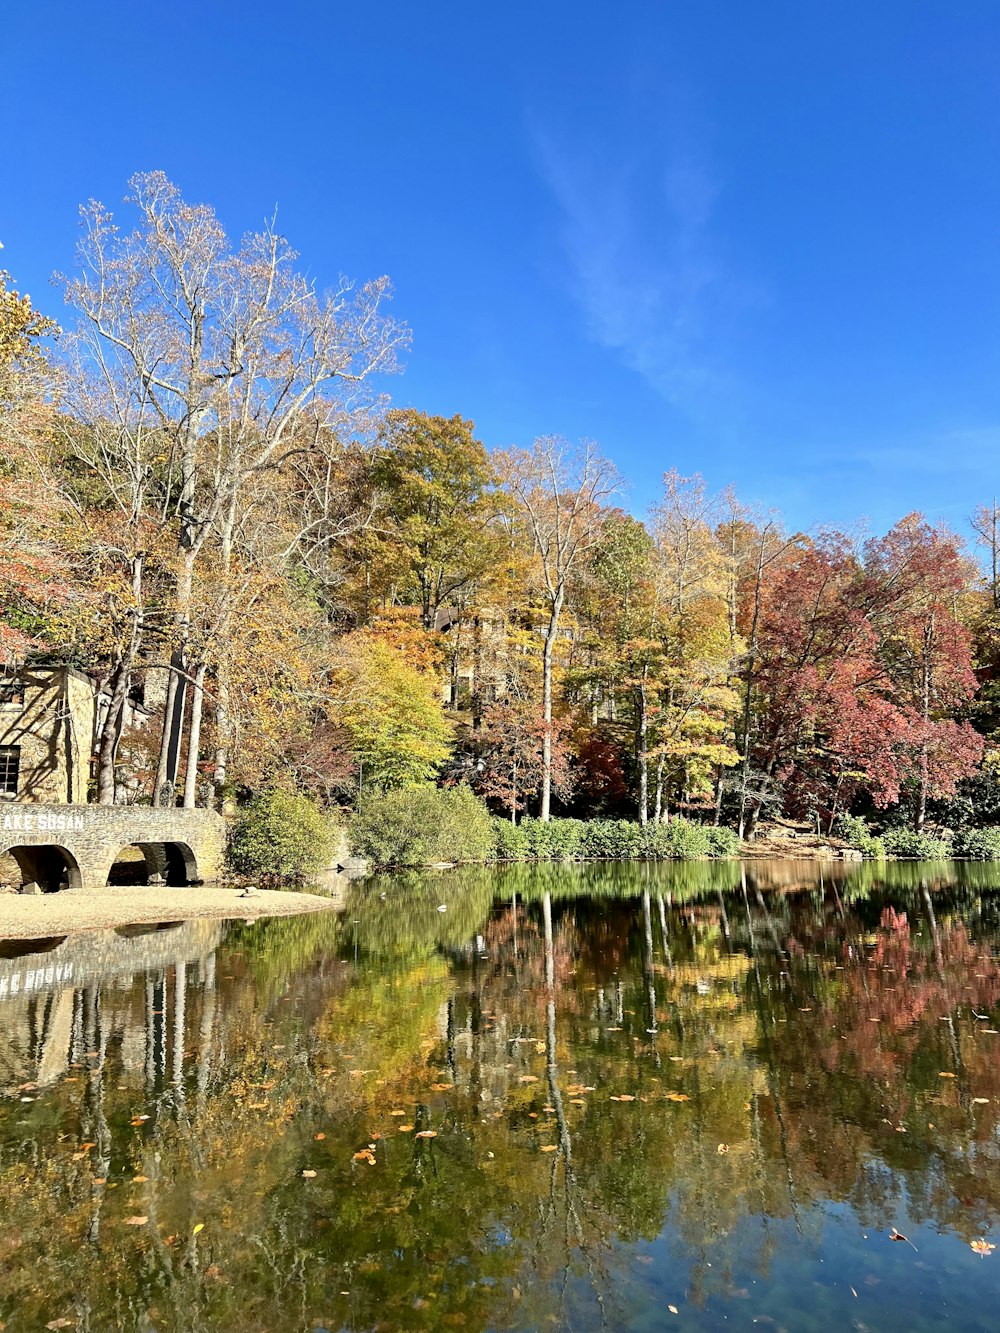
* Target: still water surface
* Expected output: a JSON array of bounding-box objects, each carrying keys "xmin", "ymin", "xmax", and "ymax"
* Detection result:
[{"xmin": 2, "ymin": 859, "xmax": 1000, "ymax": 1330}]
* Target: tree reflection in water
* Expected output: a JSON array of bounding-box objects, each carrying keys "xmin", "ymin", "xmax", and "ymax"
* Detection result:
[{"xmin": 0, "ymin": 862, "xmax": 1000, "ymax": 1329}]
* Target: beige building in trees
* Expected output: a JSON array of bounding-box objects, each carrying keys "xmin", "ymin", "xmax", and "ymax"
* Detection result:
[{"xmin": 0, "ymin": 667, "xmax": 97, "ymax": 804}]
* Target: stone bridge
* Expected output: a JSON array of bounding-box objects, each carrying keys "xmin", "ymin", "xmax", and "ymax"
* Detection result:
[{"xmin": 0, "ymin": 804, "xmax": 225, "ymax": 892}]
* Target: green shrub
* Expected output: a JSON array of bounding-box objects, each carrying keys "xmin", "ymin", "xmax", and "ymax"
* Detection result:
[
  {"xmin": 493, "ymin": 818, "xmax": 530, "ymax": 860},
  {"xmin": 881, "ymin": 827, "xmax": 950, "ymax": 859},
  {"xmin": 836, "ymin": 814, "xmax": 886, "ymax": 859},
  {"xmin": 952, "ymin": 826, "xmax": 1000, "ymax": 860},
  {"xmin": 490, "ymin": 815, "xmax": 732, "ymax": 862},
  {"xmin": 350, "ymin": 784, "xmax": 494, "ymax": 867},
  {"xmin": 517, "ymin": 817, "xmax": 585, "ymax": 860},
  {"xmin": 580, "ymin": 820, "xmax": 645, "ymax": 859},
  {"xmin": 229, "ymin": 787, "xmax": 335, "ymax": 882},
  {"xmin": 655, "ymin": 818, "xmax": 713, "ymax": 858},
  {"xmin": 703, "ymin": 825, "xmax": 740, "ymax": 857}
]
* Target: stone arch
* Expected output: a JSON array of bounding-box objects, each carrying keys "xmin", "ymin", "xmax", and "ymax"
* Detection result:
[
  {"xmin": 6, "ymin": 844, "xmax": 82, "ymax": 894},
  {"xmin": 106, "ymin": 841, "xmax": 200, "ymax": 888},
  {"xmin": 0, "ymin": 936, "xmax": 67, "ymax": 959}
]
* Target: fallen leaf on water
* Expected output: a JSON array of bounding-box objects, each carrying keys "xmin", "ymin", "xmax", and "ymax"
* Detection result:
[
  {"xmin": 398, "ymin": 1124, "xmax": 414, "ymax": 1132},
  {"xmin": 193, "ymin": 1222, "xmax": 205, "ymax": 1234},
  {"xmin": 617, "ymin": 1094, "xmax": 636, "ymax": 1102},
  {"xmin": 314, "ymin": 1132, "xmax": 326, "ymax": 1140},
  {"xmin": 132, "ymin": 1175, "xmax": 149, "ymax": 1183},
  {"xmin": 889, "ymin": 1228, "xmax": 917, "ymax": 1250},
  {"xmin": 851, "ymin": 1287, "xmax": 858, "ymax": 1298},
  {"xmin": 668, "ymin": 1305, "xmax": 678, "ymax": 1315},
  {"xmin": 302, "ymin": 1169, "xmax": 317, "ymax": 1178},
  {"xmin": 717, "ymin": 1143, "xmax": 729, "ymax": 1154},
  {"xmin": 540, "ymin": 1144, "xmax": 558, "ymax": 1152},
  {"xmin": 939, "ymin": 1072, "xmax": 956, "ymax": 1079},
  {"xmin": 971, "ymin": 1239, "xmax": 996, "ymax": 1256},
  {"xmin": 124, "ymin": 1216, "xmax": 148, "ymax": 1226},
  {"xmin": 390, "ymin": 1109, "xmax": 406, "ymax": 1116},
  {"xmin": 666, "ymin": 1092, "xmax": 690, "ymax": 1103},
  {"xmin": 415, "ymin": 1130, "xmax": 437, "ymax": 1138},
  {"xmin": 973, "ymin": 1098, "xmax": 990, "ymax": 1105},
  {"xmin": 519, "ymin": 1075, "xmax": 539, "ymax": 1084},
  {"xmin": 431, "ymin": 1083, "xmax": 453, "ymax": 1091},
  {"xmin": 353, "ymin": 1149, "xmax": 376, "ymax": 1164},
  {"xmin": 46, "ymin": 1321, "xmax": 74, "ymax": 1330}
]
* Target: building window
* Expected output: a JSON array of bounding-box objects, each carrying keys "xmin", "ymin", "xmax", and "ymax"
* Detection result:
[
  {"xmin": 0, "ymin": 676, "xmax": 24, "ymax": 707},
  {"xmin": 0, "ymin": 745, "xmax": 20, "ymax": 795}
]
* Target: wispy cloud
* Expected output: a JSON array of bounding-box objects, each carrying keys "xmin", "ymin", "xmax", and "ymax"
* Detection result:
[{"xmin": 532, "ymin": 120, "xmax": 761, "ymax": 421}]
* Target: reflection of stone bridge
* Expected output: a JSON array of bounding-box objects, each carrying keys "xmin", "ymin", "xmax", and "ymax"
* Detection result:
[
  {"xmin": 0, "ymin": 917, "xmax": 225, "ymax": 1000},
  {"xmin": 0, "ymin": 918, "xmax": 225, "ymax": 1091},
  {"xmin": 0, "ymin": 804, "xmax": 225, "ymax": 892}
]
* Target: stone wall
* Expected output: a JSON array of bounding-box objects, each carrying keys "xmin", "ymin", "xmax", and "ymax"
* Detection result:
[
  {"xmin": 0, "ymin": 804, "xmax": 226, "ymax": 892},
  {"xmin": 0, "ymin": 666, "xmax": 95, "ymax": 804}
]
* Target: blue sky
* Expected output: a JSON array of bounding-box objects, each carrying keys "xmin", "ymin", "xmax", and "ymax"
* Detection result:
[{"xmin": 4, "ymin": 0, "xmax": 1000, "ymax": 539}]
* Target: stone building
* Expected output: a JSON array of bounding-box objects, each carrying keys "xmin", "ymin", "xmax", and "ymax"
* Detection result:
[
  {"xmin": 0, "ymin": 666, "xmax": 97, "ymax": 804},
  {"xmin": 0, "ymin": 667, "xmax": 226, "ymax": 893}
]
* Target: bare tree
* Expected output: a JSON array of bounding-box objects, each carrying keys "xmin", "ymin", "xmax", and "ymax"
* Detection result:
[
  {"xmin": 499, "ymin": 438, "xmax": 619, "ymax": 820},
  {"xmin": 972, "ymin": 500, "xmax": 1000, "ymax": 612},
  {"xmin": 61, "ymin": 171, "xmax": 408, "ymax": 805}
]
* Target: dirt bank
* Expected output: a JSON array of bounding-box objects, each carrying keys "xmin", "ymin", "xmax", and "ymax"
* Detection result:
[{"xmin": 0, "ymin": 884, "xmax": 338, "ymax": 940}]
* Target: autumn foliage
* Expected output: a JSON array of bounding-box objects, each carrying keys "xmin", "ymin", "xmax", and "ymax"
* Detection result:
[{"xmin": 1, "ymin": 177, "xmax": 999, "ymax": 841}]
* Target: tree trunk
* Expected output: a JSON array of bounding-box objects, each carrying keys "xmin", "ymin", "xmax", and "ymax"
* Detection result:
[
  {"xmin": 712, "ymin": 766, "xmax": 724, "ymax": 826},
  {"xmin": 539, "ymin": 590, "xmax": 564, "ymax": 823},
  {"xmin": 213, "ymin": 659, "xmax": 231, "ymax": 804},
  {"xmin": 737, "ymin": 536, "xmax": 767, "ymax": 840},
  {"xmin": 211, "ymin": 490, "xmax": 239, "ymax": 806},
  {"xmin": 182, "ymin": 662, "xmax": 207, "ymax": 809},
  {"xmin": 153, "ymin": 653, "xmax": 186, "ymax": 807},
  {"xmin": 915, "ymin": 615, "xmax": 934, "ymax": 834},
  {"xmin": 636, "ymin": 668, "xmax": 649, "ymax": 825},
  {"xmin": 95, "ymin": 553, "xmax": 145, "ymax": 806},
  {"xmin": 95, "ymin": 662, "xmax": 128, "ymax": 806},
  {"xmin": 654, "ymin": 754, "xmax": 665, "ymax": 823},
  {"xmin": 152, "ymin": 665, "xmax": 178, "ymax": 805}
]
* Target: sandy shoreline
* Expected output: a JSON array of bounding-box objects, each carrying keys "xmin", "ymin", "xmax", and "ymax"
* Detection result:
[{"xmin": 0, "ymin": 884, "xmax": 338, "ymax": 939}]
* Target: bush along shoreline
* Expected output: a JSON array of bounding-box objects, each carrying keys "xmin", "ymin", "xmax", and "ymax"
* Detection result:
[
  {"xmin": 227, "ymin": 784, "xmax": 1000, "ymax": 878},
  {"xmin": 836, "ymin": 813, "xmax": 1000, "ymax": 861},
  {"xmin": 345, "ymin": 783, "xmax": 739, "ymax": 869},
  {"xmin": 491, "ymin": 816, "xmax": 738, "ymax": 862}
]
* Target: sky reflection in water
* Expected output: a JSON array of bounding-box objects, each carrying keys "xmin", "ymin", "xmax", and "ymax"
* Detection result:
[{"xmin": 1, "ymin": 860, "xmax": 1000, "ymax": 1330}]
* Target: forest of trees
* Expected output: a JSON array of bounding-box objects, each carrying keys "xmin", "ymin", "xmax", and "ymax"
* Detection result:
[{"xmin": 4, "ymin": 171, "xmax": 1000, "ymax": 839}]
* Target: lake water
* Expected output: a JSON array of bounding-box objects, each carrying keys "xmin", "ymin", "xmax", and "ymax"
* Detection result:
[{"xmin": 1, "ymin": 859, "xmax": 1000, "ymax": 1330}]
